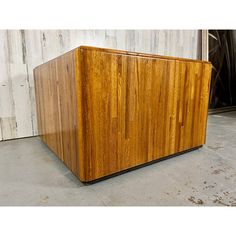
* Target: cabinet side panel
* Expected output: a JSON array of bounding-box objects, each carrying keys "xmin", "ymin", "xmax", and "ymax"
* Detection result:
[
  {"xmin": 81, "ymin": 49, "xmax": 212, "ymax": 181},
  {"xmin": 34, "ymin": 50, "xmax": 79, "ymax": 176},
  {"xmin": 34, "ymin": 60, "xmax": 64, "ymax": 159}
]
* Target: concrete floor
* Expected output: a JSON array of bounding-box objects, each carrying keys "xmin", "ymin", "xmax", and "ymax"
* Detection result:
[{"xmin": 0, "ymin": 111, "xmax": 236, "ymax": 206}]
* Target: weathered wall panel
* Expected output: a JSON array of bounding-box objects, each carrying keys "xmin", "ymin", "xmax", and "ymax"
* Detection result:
[{"xmin": 0, "ymin": 30, "xmax": 201, "ymax": 141}]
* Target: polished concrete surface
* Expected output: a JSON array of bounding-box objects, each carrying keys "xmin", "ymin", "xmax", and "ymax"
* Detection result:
[{"xmin": 0, "ymin": 111, "xmax": 236, "ymax": 206}]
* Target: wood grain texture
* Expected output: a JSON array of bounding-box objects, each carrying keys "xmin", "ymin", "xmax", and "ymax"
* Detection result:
[
  {"xmin": 0, "ymin": 30, "xmax": 201, "ymax": 141},
  {"xmin": 34, "ymin": 50, "xmax": 79, "ymax": 176},
  {"xmin": 34, "ymin": 46, "xmax": 212, "ymax": 182}
]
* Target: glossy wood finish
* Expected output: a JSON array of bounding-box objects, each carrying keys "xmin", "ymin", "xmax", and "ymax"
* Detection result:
[
  {"xmin": 34, "ymin": 46, "xmax": 212, "ymax": 182},
  {"xmin": 34, "ymin": 50, "xmax": 79, "ymax": 176}
]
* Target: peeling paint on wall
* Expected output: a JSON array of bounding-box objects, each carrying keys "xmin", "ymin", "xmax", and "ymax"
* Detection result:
[{"xmin": 0, "ymin": 117, "xmax": 17, "ymax": 140}]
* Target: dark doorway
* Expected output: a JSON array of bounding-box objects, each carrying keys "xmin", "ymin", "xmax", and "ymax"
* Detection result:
[{"xmin": 209, "ymin": 30, "xmax": 236, "ymax": 109}]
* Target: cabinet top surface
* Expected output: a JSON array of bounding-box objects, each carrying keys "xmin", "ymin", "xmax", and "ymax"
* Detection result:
[
  {"xmin": 79, "ymin": 46, "xmax": 211, "ymax": 64},
  {"xmin": 34, "ymin": 45, "xmax": 211, "ymax": 70}
]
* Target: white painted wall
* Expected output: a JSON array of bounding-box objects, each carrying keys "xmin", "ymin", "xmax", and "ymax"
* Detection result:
[{"xmin": 0, "ymin": 30, "xmax": 201, "ymax": 141}]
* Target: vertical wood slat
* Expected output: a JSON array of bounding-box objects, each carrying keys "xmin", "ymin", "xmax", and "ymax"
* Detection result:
[
  {"xmin": 0, "ymin": 30, "xmax": 17, "ymax": 140},
  {"xmin": 1, "ymin": 30, "xmax": 202, "ymax": 141},
  {"xmin": 202, "ymin": 30, "xmax": 209, "ymax": 61}
]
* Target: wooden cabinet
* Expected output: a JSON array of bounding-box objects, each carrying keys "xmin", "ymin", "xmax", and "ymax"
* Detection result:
[{"xmin": 34, "ymin": 46, "xmax": 212, "ymax": 182}]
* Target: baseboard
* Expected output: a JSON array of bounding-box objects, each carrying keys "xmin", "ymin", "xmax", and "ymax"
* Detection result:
[{"xmin": 83, "ymin": 145, "xmax": 203, "ymax": 184}]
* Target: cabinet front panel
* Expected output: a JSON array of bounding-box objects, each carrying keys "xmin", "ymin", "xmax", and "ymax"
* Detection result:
[{"xmin": 79, "ymin": 49, "xmax": 212, "ymax": 180}]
